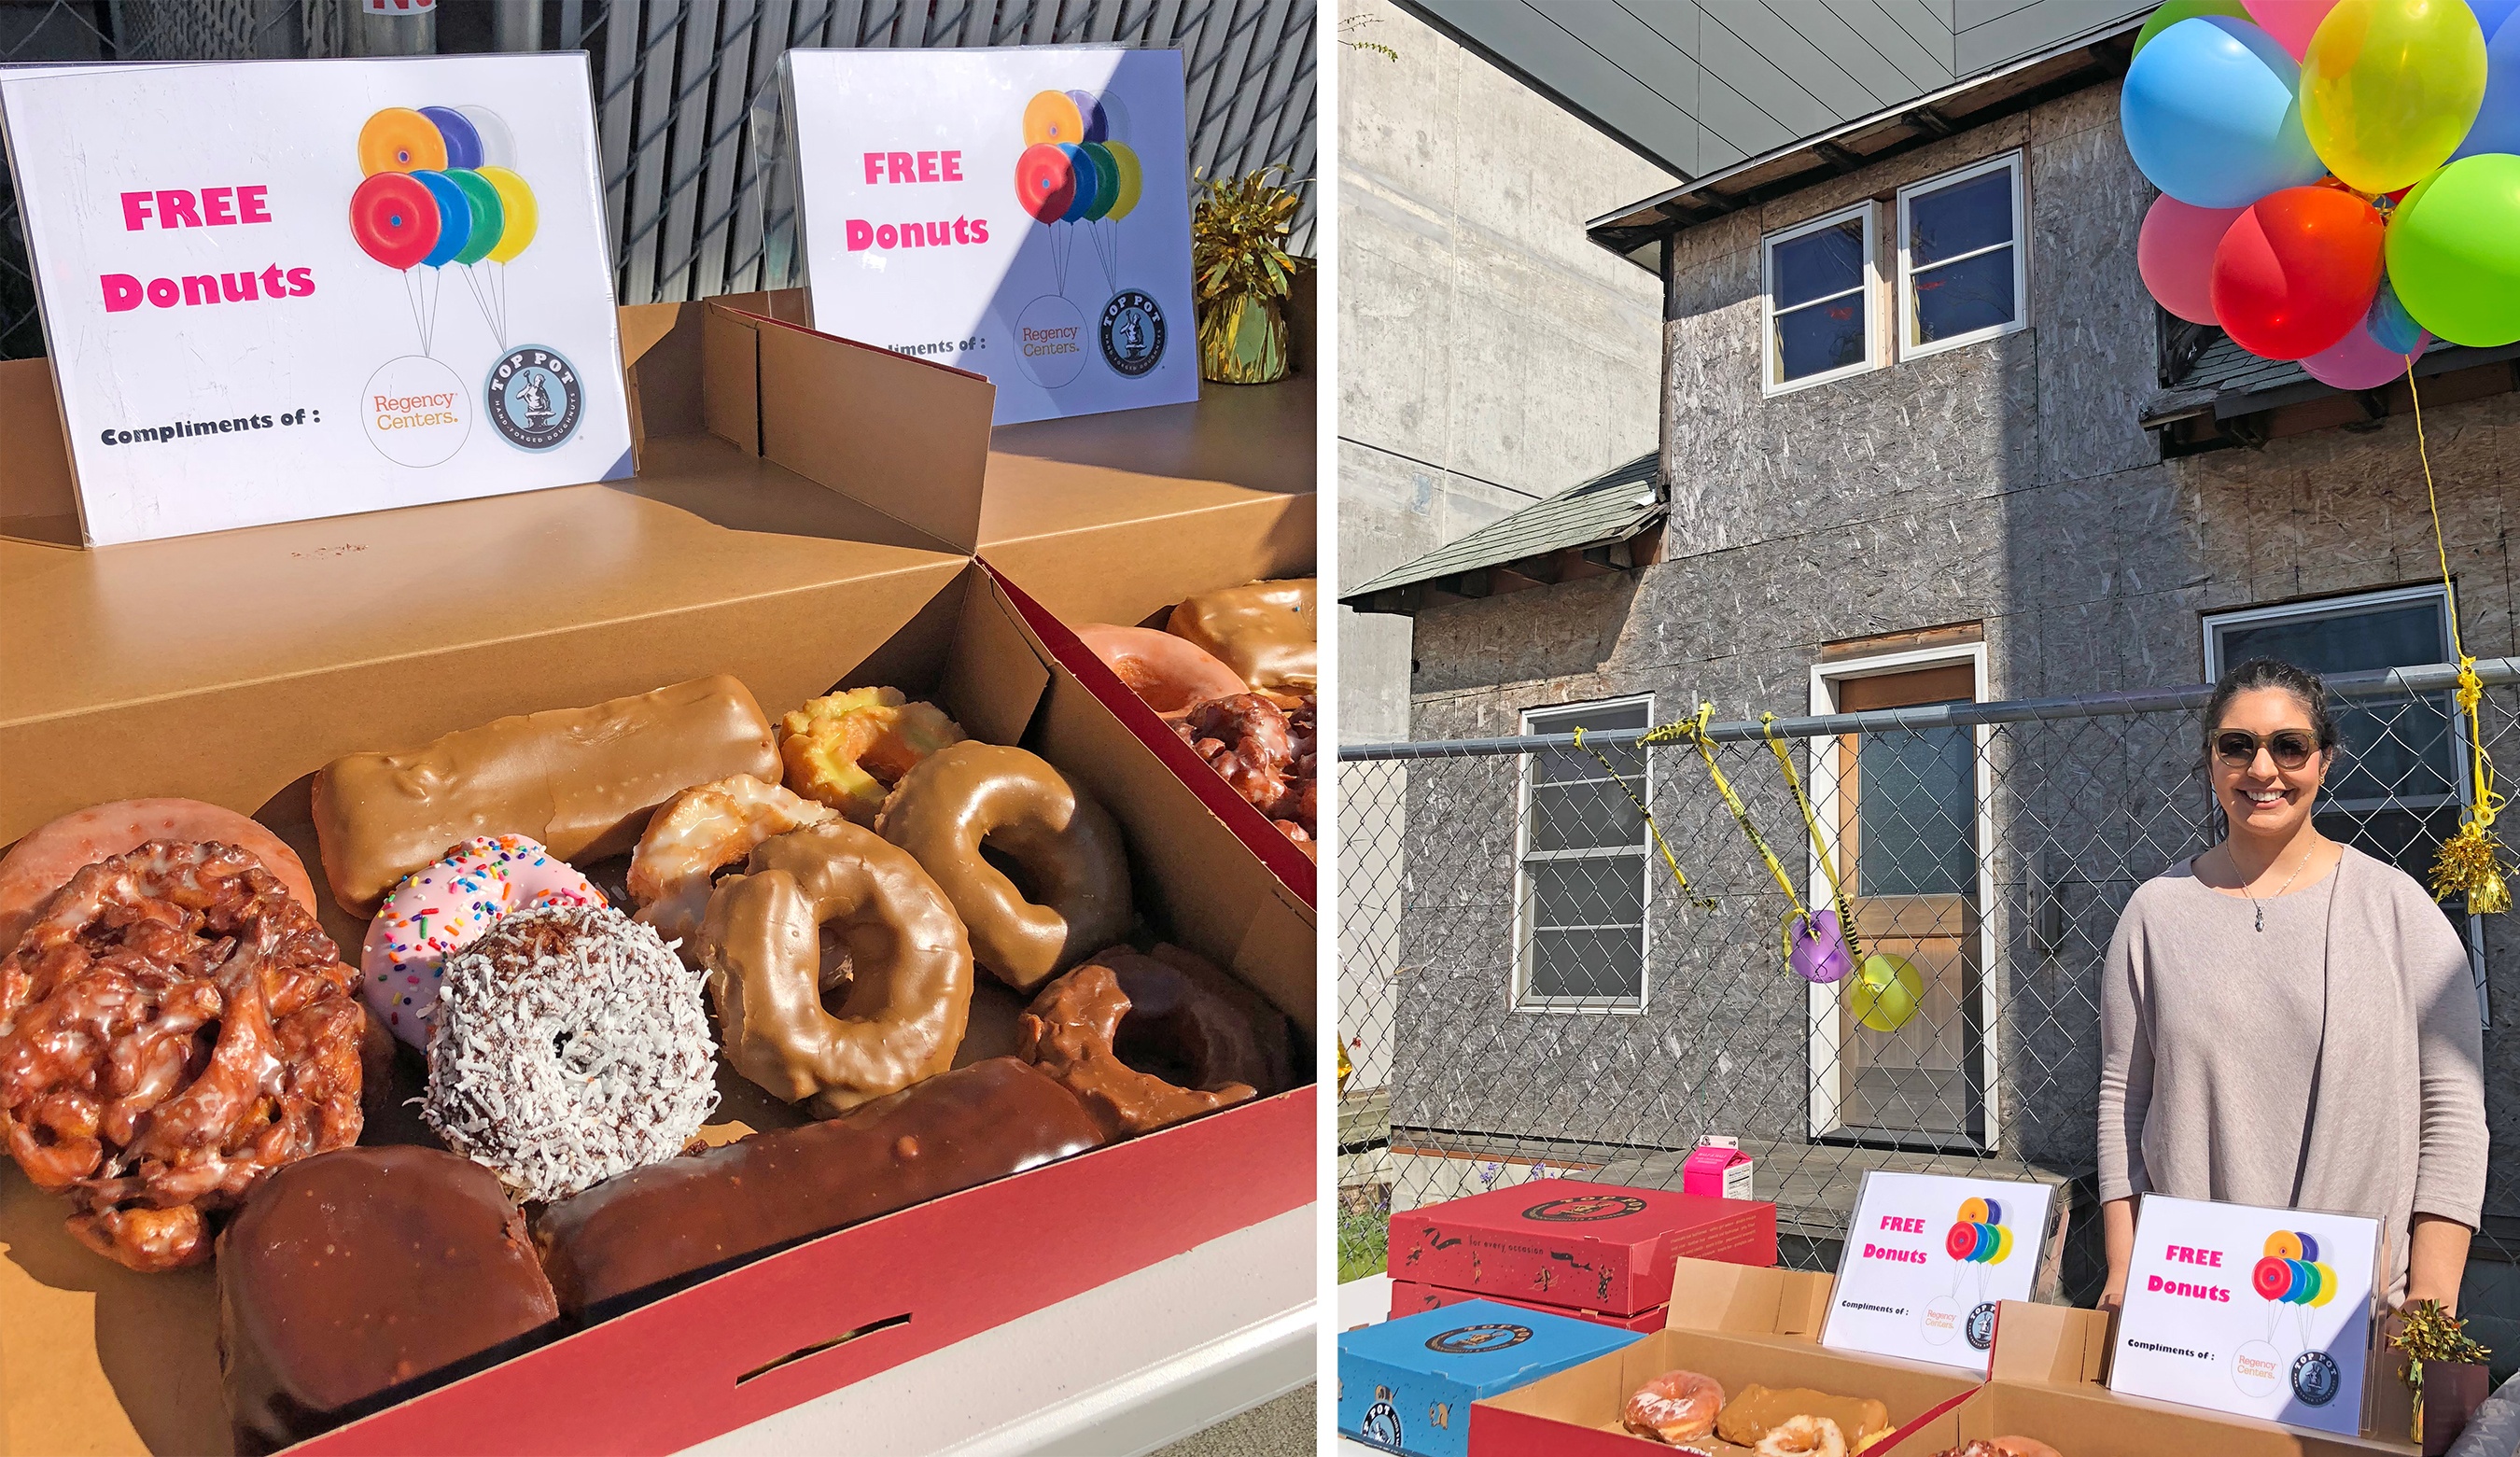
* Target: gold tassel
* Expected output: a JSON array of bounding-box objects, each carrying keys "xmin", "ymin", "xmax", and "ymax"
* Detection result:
[{"xmin": 1191, "ymin": 164, "xmax": 1307, "ymax": 385}]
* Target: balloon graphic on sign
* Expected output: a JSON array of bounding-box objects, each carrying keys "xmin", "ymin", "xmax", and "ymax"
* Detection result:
[
  {"xmin": 352, "ymin": 105, "xmax": 538, "ymax": 358},
  {"xmin": 1013, "ymin": 88, "xmax": 1149, "ymax": 306},
  {"xmin": 1925, "ymin": 1194, "xmax": 2013, "ymax": 1340}
]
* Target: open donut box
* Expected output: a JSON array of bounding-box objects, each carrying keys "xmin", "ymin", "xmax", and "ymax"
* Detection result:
[
  {"xmin": 0, "ymin": 291, "xmax": 1314, "ymax": 1454},
  {"xmin": 1461, "ymin": 1261, "xmax": 2417, "ymax": 1455}
]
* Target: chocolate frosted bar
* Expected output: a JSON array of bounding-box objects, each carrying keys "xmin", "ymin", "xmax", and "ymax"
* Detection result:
[
  {"xmin": 312, "ymin": 674, "xmax": 779, "ymax": 915},
  {"xmin": 538, "ymin": 1057, "xmax": 1104, "ymax": 1319},
  {"xmin": 218, "ymin": 1146, "xmax": 560, "ymax": 1455}
]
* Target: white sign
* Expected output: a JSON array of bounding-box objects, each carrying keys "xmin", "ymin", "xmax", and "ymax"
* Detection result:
[
  {"xmin": 2108, "ymin": 1195, "xmax": 2378, "ymax": 1436},
  {"xmin": 1819, "ymin": 1171, "xmax": 2057, "ymax": 1376},
  {"xmin": 0, "ymin": 55, "xmax": 632, "ymax": 545},
  {"xmin": 784, "ymin": 47, "xmax": 1198, "ymax": 427}
]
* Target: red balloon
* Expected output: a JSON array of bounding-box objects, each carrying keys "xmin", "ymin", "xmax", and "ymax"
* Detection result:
[
  {"xmin": 1946, "ymin": 1223, "xmax": 1979, "ymax": 1261},
  {"xmin": 2252, "ymin": 1254, "xmax": 2292, "ymax": 1301},
  {"xmin": 2139, "ymin": 194, "xmax": 2245, "ymax": 325},
  {"xmin": 350, "ymin": 172, "xmax": 440, "ymax": 271},
  {"xmin": 1014, "ymin": 143, "xmax": 1076, "ymax": 224},
  {"xmin": 2209, "ymin": 187, "xmax": 2386, "ymax": 360}
]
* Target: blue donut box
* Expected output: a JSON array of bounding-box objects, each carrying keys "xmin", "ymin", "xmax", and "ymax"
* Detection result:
[{"xmin": 1337, "ymin": 1298, "xmax": 1646, "ymax": 1457}]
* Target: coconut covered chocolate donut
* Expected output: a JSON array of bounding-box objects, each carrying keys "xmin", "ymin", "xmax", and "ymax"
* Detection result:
[
  {"xmin": 421, "ymin": 904, "xmax": 718, "ymax": 1203},
  {"xmin": 363, "ymin": 835, "xmax": 606, "ymax": 1049},
  {"xmin": 0, "ymin": 841, "xmax": 364, "ymax": 1271},
  {"xmin": 1075, "ymin": 624, "xmax": 1248, "ymax": 716},
  {"xmin": 1624, "ymin": 1369, "xmax": 1724, "ymax": 1443},
  {"xmin": 1016, "ymin": 944, "xmax": 1288, "ymax": 1139},
  {"xmin": 875, "ymin": 743, "xmax": 1131, "ymax": 993},
  {"xmin": 627, "ymin": 775, "xmax": 835, "ymax": 950},
  {"xmin": 694, "ymin": 820, "xmax": 973, "ymax": 1117},
  {"xmin": 1167, "ymin": 578, "xmax": 1316, "ymax": 693}
]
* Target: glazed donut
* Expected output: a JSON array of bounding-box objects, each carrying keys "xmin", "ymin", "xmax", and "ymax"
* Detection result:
[
  {"xmin": 0, "ymin": 841, "xmax": 364, "ymax": 1271},
  {"xmin": 1624, "ymin": 1369, "xmax": 1724, "ymax": 1443},
  {"xmin": 628, "ymin": 775, "xmax": 834, "ymax": 950},
  {"xmin": 1016, "ymin": 944, "xmax": 1286, "ymax": 1138},
  {"xmin": 420, "ymin": 904, "xmax": 718, "ymax": 1203},
  {"xmin": 1756, "ymin": 1416, "xmax": 1847, "ymax": 1457},
  {"xmin": 362, "ymin": 834, "xmax": 606, "ymax": 1049},
  {"xmin": 694, "ymin": 820, "xmax": 973, "ymax": 1117},
  {"xmin": 1075, "ymin": 624, "xmax": 1248, "ymax": 715},
  {"xmin": 875, "ymin": 743, "xmax": 1131, "ymax": 992},
  {"xmin": 1995, "ymin": 1440, "xmax": 2065, "ymax": 1457},
  {"xmin": 780, "ymin": 687, "xmax": 967, "ymax": 824},
  {"xmin": 1167, "ymin": 578, "xmax": 1316, "ymax": 692},
  {"xmin": 0, "ymin": 798, "xmax": 318, "ymax": 958}
]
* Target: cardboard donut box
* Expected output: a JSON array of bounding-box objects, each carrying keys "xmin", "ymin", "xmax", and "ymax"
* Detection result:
[{"xmin": 0, "ymin": 293, "xmax": 1315, "ymax": 1454}]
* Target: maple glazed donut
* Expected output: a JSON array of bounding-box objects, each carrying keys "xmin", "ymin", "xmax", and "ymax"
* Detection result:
[
  {"xmin": 1016, "ymin": 944, "xmax": 1285, "ymax": 1139},
  {"xmin": 1075, "ymin": 624, "xmax": 1248, "ymax": 715},
  {"xmin": 1166, "ymin": 578, "xmax": 1317, "ymax": 693},
  {"xmin": 0, "ymin": 841, "xmax": 365, "ymax": 1271},
  {"xmin": 1623, "ymin": 1369, "xmax": 1724, "ymax": 1444},
  {"xmin": 693, "ymin": 820, "xmax": 973, "ymax": 1117},
  {"xmin": 875, "ymin": 743, "xmax": 1131, "ymax": 992}
]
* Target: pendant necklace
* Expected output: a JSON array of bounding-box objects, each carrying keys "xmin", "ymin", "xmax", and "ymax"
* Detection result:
[{"xmin": 2243, "ymin": 844, "xmax": 2313, "ymax": 932}]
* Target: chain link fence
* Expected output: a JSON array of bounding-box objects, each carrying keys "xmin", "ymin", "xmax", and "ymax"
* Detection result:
[
  {"xmin": 1337, "ymin": 658, "xmax": 2520, "ymax": 1364},
  {"xmin": 1, "ymin": 0, "xmax": 1314, "ymax": 357}
]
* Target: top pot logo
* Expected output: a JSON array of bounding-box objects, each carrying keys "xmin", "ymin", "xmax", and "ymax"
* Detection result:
[
  {"xmin": 1522, "ymin": 1194, "xmax": 1646, "ymax": 1223},
  {"xmin": 1423, "ymin": 1323, "xmax": 1533, "ymax": 1355}
]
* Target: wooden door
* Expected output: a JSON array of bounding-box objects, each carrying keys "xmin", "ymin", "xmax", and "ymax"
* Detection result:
[{"xmin": 1830, "ymin": 665, "xmax": 1982, "ymax": 1143}]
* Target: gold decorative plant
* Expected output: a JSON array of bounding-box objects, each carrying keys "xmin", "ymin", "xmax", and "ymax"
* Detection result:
[{"xmin": 1192, "ymin": 163, "xmax": 1309, "ymax": 385}]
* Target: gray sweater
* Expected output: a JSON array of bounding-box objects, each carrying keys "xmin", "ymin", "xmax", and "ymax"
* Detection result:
[{"xmin": 2097, "ymin": 845, "xmax": 2487, "ymax": 1304}]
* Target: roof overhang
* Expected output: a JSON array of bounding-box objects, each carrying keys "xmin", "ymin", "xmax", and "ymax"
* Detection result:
[{"xmin": 1341, "ymin": 455, "xmax": 1665, "ymax": 617}]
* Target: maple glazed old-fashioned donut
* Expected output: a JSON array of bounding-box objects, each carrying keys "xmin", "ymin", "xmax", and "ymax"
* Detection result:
[
  {"xmin": 1623, "ymin": 1369, "xmax": 1724, "ymax": 1444},
  {"xmin": 875, "ymin": 743, "xmax": 1131, "ymax": 992},
  {"xmin": 0, "ymin": 841, "xmax": 365, "ymax": 1271},
  {"xmin": 1075, "ymin": 624, "xmax": 1249, "ymax": 715},
  {"xmin": 693, "ymin": 820, "xmax": 973, "ymax": 1117},
  {"xmin": 1016, "ymin": 944, "xmax": 1288, "ymax": 1138},
  {"xmin": 627, "ymin": 775, "xmax": 835, "ymax": 949}
]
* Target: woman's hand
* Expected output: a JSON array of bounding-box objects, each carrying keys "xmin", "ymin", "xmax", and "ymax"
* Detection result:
[
  {"xmin": 2101, "ymin": 1197, "xmax": 2135, "ymax": 1313},
  {"xmin": 2405, "ymin": 1212, "xmax": 2472, "ymax": 1314}
]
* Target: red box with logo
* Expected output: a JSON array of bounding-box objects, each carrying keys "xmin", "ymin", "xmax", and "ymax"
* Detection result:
[
  {"xmin": 1389, "ymin": 1278, "xmax": 1669, "ymax": 1333},
  {"xmin": 1386, "ymin": 1181, "xmax": 1777, "ymax": 1318}
]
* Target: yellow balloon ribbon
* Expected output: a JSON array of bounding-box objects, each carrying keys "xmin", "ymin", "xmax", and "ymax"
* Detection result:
[
  {"xmin": 2409, "ymin": 363, "xmax": 2509, "ymax": 913},
  {"xmin": 1762, "ymin": 712, "xmax": 1863, "ymax": 965},
  {"xmin": 1572, "ymin": 726, "xmax": 1716, "ymax": 912}
]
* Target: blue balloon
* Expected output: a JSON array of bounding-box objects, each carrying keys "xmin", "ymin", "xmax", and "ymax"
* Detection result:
[
  {"xmin": 412, "ymin": 170, "xmax": 472, "ymax": 268},
  {"xmin": 1055, "ymin": 142, "xmax": 1099, "ymax": 222},
  {"xmin": 2121, "ymin": 16, "xmax": 2325, "ymax": 208},
  {"xmin": 2368, "ymin": 279, "xmax": 2426, "ymax": 354},
  {"xmin": 2453, "ymin": 12, "xmax": 2520, "ymax": 160},
  {"xmin": 2472, "ymin": 0, "xmax": 2519, "ymax": 39}
]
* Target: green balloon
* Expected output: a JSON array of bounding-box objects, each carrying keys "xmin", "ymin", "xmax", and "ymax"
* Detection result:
[
  {"xmin": 2132, "ymin": 0, "xmax": 2250, "ymax": 56},
  {"xmin": 446, "ymin": 169, "xmax": 504, "ymax": 267},
  {"xmin": 2387, "ymin": 154, "xmax": 2520, "ymax": 347}
]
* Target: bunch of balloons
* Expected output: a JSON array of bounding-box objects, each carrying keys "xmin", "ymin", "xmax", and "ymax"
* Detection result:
[
  {"xmin": 2122, "ymin": 0, "xmax": 2520, "ymax": 388},
  {"xmin": 1945, "ymin": 1198, "xmax": 2015, "ymax": 1265},
  {"xmin": 2251, "ymin": 1230, "xmax": 2340, "ymax": 1308},
  {"xmin": 350, "ymin": 105, "xmax": 539, "ymax": 354},
  {"xmin": 1012, "ymin": 89, "xmax": 1143, "ymax": 297}
]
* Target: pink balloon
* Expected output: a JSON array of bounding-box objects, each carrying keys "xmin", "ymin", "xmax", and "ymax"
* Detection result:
[
  {"xmin": 2302, "ymin": 318, "xmax": 2426, "ymax": 389},
  {"xmin": 2139, "ymin": 194, "xmax": 2247, "ymax": 324},
  {"xmin": 2243, "ymin": 0, "xmax": 2338, "ymax": 58}
]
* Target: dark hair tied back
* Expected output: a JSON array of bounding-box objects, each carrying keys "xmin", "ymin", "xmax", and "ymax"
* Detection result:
[{"xmin": 2202, "ymin": 657, "xmax": 2339, "ymax": 763}]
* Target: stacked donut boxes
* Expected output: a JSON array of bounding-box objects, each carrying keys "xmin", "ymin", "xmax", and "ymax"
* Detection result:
[{"xmin": 0, "ymin": 287, "xmax": 1314, "ymax": 1452}]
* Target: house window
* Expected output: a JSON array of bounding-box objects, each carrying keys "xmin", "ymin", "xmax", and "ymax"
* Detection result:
[
  {"xmin": 1762, "ymin": 203, "xmax": 1877, "ymax": 394},
  {"xmin": 1897, "ymin": 153, "xmax": 2025, "ymax": 357},
  {"xmin": 2203, "ymin": 584, "xmax": 2485, "ymax": 1011},
  {"xmin": 1515, "ymin": 696, "xmax": 1653, "ymax": 1011}
]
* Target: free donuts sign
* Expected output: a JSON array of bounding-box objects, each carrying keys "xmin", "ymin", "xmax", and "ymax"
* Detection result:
[
  {"xmin": 2107, "ymin": 1194, "xmax": 2376, "ymax": 1436},
  {"xmin": 782, "ymin": 47, "xmax": 1197, "ymax": 426},
  {"xmin": 0, "ymin": 55, "xmax": 632, "ymax": 545},
  {"xmin": 1819, "ymin": 1171, "xmax": 2054, "ymax": 1376}
]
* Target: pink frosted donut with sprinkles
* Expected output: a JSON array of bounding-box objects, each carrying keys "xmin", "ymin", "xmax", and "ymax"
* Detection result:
[{"xmin": 362, "ymin": 834, "xmax": 604, "ymax": 1048}]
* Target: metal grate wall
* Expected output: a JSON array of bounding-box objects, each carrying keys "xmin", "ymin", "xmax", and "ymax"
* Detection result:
[{"xmin": 0, "ymin": 0, "xmax": 1315, "ymax": 357}]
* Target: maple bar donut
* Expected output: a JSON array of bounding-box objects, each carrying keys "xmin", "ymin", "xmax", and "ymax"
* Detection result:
[
  {"xmin": 779, "ymin": 687, "xmax": 967, "ymax": 824},
  {"xmin": 362, "ymin": 834, "xmax": 606, "ymax": 1049},
  {"xmin": 0, "ymin": 841, "xmax": 364, "ymax": 1271},
  {"xmin": 313, "ymin": 674, "xmax": 779, "ymax": 917},
  {"xmin": 693, "ymin": 820, "xmax": 973, "ymax": 1117},
  {"xmin": 0, "ymin": 798, "xmax": 319, "ymax": 958},
  {"xmin": 1167, "ymin": 578, "xmax": 1317, "ymax": 693},
  {"xmin": 627, "ymin": 775, "xmax": 834, "ymax": 949},
  {"xmin": 875, "ymin": 743, "xmax": 1131, "ymax": 992},
  {"xmin": 1075, "ymin": 624, "xmax": 1248, "ymax": 716},
  {"xmin": 1017, "ymin": 944, "xmax": 1288, "ymax": 1138},
  {"xmin": 1624, "ymin": 1369, "xmax": 1725, "ymax": 1444},
  {"xmin": 420, "ymin": 904, "xmax": 718, "ymax": 1203}
]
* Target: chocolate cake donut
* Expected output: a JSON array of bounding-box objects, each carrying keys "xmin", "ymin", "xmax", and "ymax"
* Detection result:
[
  {"xmin": 218, "ymin": 1145, "xmax": 559, "ymax": 1454},
  {"xmin": 536, "ymin": 1056, "xmax": 1103, "ymax": 1320}
]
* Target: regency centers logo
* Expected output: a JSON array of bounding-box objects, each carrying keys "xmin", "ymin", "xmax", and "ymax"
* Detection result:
[
  {"xmin": 1522, "ymin": 1194, "xmax": 1646, "ymax": 1223},
  {"xmin": 1423, "ymin": 1323, "xmax": 1533, "ymax": 1355},
  {"xmin": 484, "ymin": 345, "xmax": 582, "ymax": 451}
]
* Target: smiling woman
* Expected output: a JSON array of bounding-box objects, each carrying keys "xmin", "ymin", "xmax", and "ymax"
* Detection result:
[{"xmin": 2096, "ymin": 657, "xmax": 2488, "ymax": 1313}]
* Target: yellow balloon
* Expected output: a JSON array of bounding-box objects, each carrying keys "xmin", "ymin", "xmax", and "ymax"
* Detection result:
[
  {"xmin": 1848, "ymin": 953, "xmax": 1923, "ymax": 1033},
  {"xmin": 1022, "ymin": 91, "xmax": 1085, "ymax": 146},
  {"xmin": 477, "ymin": 165, "xmax": 537, "ymax": 262},
  {"xmin": 1102, "ymin": 139, "xmax": 1144, "ymax": 221},
  {"xmin": 2310, "ymin": 1262, "xmax": 2339, "ymax": 1306},
  {"xmin": 2301, "ymin": 0, "xmax": 2488, "ymax": 194},
  {"xmin": 1990, "ymin": 1225, "xmax": 2014, "ymax": 1264}
]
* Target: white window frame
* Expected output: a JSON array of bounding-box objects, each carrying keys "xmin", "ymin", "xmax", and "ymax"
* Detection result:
[
  {"xmin": 1511, "ymin": 693, "xmax": 1656, "ymax": 1015},
  {"xmin": 1760, "ymin": 202, "xmax": 1881, "ymax": 398},
  {"xmin": 1804, "ymin": 641, "xmax": 1998, "ymax": 1151},
  {"xmin": 2201, "ymin": 582, "xmax": 2486, "ymax": 1023},
  {"xmin": 1896, "ymin": 151, "xmax": 2028, "ymax": 361}
]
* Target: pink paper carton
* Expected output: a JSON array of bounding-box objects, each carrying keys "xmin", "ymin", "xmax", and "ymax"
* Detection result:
[{"xmin": 1681, "ymin": 1137, "xmax": 1753, "ymax": 1201}]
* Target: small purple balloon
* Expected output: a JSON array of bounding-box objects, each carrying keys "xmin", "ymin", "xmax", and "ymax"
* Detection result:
[
  {"xmin": 1066, "ymin": 89, "xmax": 1108, "ymax": 143},
  {"xmin": 1789, "ymin": 905, "xmax": 1854, "ymax": 985}
]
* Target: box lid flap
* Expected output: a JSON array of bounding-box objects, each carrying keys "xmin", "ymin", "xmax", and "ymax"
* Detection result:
[
  {"xmin": 1989, "ymin": 1300, "xmax": 2112, "ymax": 1388},
  {"xmin": 1664, "ymin": 1257, "xmax": 1836, "ymax": 1337}
]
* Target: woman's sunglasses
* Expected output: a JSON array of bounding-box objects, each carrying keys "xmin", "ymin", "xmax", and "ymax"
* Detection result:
[{"xmin": 2213, "ymin": 729, "xmax": 2320, "ymax": 770}]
